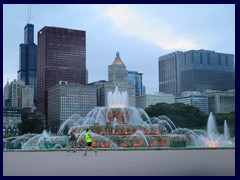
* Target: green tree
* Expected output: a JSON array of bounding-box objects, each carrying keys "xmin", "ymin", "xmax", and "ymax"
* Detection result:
[
  {"xmin": 145, "ymin": 103, "xmax": 208, "ymax": 129},
  {"xmin": 145, "ymin": 103, "xmax": 235, "ymax": 137},
  {"xmin": 214, "ymin": 112, "xmax": 235, "ymax": 137},
  {"xmin": 18, "ymin": 116, "xmax": 45, "ymax": 135}
]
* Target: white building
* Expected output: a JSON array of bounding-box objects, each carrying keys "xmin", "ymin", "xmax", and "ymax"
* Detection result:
[
  {"xmin": 9, "ymin": 79, "xmax": 24, "ymax": 108},
  {"xmin": 48, "ymin": 81, "xmax": 97, "ymax": 133},
  {"xmin": 20, "ymin": 85, "xmax": 34, "ymax": 111},
  {"xmin": 7, "ymin": 79, "xmax": 34, "ymax": 111},
  {"xmin": 136, "ymin": 93, "xmax": 175, "ymax": 109},
  {"xmin": 204, "ymin": 89, "xmax": 235, "ymax": 114}
]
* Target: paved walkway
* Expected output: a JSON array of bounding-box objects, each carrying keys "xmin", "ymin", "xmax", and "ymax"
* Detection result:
[{"xmin": 3, "ymin": 149, "xmax": 235, "ymax": 176}]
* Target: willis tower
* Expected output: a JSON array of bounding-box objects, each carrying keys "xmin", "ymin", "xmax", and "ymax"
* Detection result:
[{"xmin": 18, "ymin": 23, "xmax": 37, "ymax": 105}]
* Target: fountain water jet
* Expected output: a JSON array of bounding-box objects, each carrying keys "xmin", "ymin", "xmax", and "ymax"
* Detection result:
[{"xmin": 16, "ymin": 87, "xmax": 234, "ymax": 150}]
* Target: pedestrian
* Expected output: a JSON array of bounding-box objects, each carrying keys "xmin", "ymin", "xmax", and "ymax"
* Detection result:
[
  {"xmin": 68, "ymin": 132, "xmax": 76, "ymax": 153},
  {"xmin": 83, "ymin": 129, "xmax": 97, "ymax": 156}
]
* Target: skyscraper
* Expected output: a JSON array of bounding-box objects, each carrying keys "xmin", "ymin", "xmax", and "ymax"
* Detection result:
[
  {"xmin": 158, "ymin": 50, "xmax": 235, "ymax": 95},
  {"xmin": 37, "ymin": 26, "xmax": 86, "ymax": 128},
  {"xmin": 17, "ymin": 23, "xmax": 37, "ymax": 104},
  {"xmin": 158, "ymin": 51, "xmax": 182, "ymax": 95},
  {"xmin": 105, "ymin": 52, "xmax": 135, "ymax": 106},
  {"xmin": 3, "ymin": 80, "xmax": 10, "ymax": 107},
  {"xmin": 8, "ymin": 79, "xmax": 25, "ymax": 108},
  {"xmin": 48, "ymin": 81, "xmax": 96, "ymax": 133},
  {"xmin": 180, "ymin": 50, "xmax": 235, "ymax": 92},
  {"xmin": 128, "ymin": 71, "xmax": 144, "ymax": 96}
]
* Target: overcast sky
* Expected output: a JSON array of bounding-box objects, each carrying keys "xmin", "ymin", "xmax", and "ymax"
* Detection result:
[{"xmin": 3, "ymin": 4, "xmax": 235, "ymax": 94}]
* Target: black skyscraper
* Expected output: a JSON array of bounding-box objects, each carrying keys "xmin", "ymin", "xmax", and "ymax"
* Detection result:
[{"xmin": 18, "ymin": 23, "xmax": 37, "ymax": 104}]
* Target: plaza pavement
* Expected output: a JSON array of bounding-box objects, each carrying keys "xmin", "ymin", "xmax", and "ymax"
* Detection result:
[{"xmin": 3, "ymin": 149, "xmax": 235, "ymax": 176}]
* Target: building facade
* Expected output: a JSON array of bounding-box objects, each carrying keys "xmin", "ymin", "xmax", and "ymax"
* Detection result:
[
  {"xmin": 88, "ymin": 80, "xmax": 107, "ymax": 107},
  {"xmin": 158, "ymin": 51, "xmax": 183, "ymax": 95},
  {"xmin": 9, "ymin": 80, "xmax": 25, "ymax": 108},
  {"xmin": 104, "ymin": 52, "xmax": 135, "ymax": 107},
  {"xmin": 48, "ymin": 81, "xmax": 96, "ymax": 133},
  {"xmin": 3, "ymin": 81, "xmax": 10, "ymax": 107},
  {"xmin": 158, "ymin": 50, "xmax": 235, "ymax": 95},
  {"xmin": 37, "ymin": 26, "xmax": 87, "ymax": 128},
  {"xmin": 128, "ymin": 71, "xmax": 144, "ymax": 96},
  {"xmin": 204, "ymin": 89, "xmax": 235, "ymax": 114},
  {"xmin": 17, "ymin": 23, "xmax": 37, "ymax": 104},
  {"xmin": 136, "ymin": 93, "xmax": 175, "ymax": 109},
  {"xmin": 175, "ymin": 91, "xmax": 209, "ymax": 114},
  {"xmin": 3, "ymin": 108, "xmax": 22, "ymax": 136},
  {"xmin": 180, "ymin": 50, "xmax": 235, "ymax": 93},
  {"xmin": 7, "ymin": 79, "xmax": 34, "ymax": 111},
  {"xmin": 20, "ymin": 85, "xmax": 34, "ymax": 111}
]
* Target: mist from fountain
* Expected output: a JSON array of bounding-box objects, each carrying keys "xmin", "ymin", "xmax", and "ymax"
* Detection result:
[
  {"xmin": 224, "ymin": 120, "xmax": 230, "ymax": 141},
  {"xmin": 57, "ymin": 114, "xmax": 83, "ymax": 135},
  {"xmin": 199, "ymin": 113, "xmax": 234, "ymax": 147},
  {"xmin": 107, "ymin": 87, "xmax": 129, "ymax": 108},
  {"xmin": 18, "ymin": 87, "xmax": 235, "ymax": 150},
  {"xmin": 132, "ymin": 130, "xmax": 149, "ymax": 147},
  {"xmin": 207, "ymin": 112, "xmax": 217, "ymax": 139}
]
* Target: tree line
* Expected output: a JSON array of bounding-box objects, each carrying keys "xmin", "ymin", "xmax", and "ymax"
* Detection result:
[{"xmin": 145, "ymin": 103, "xmax": 235, "ymax": 137}]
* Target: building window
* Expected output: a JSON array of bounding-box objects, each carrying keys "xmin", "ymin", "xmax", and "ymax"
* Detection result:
[
  {"xmin": 184, "ymin": 54, "xmax": 187, "ymax": 65},
  {"xmin": 225, "ymin": 56, "xmax": 229, "ymax": 66},
  {"xmin": 218, "ymin": 54, "xmax": 221, "ymax": 66},
  {"xmin": 191, "ymin": 52, "xmax": 194, "ymax": 64},
  {"xmin": 200, "ymin": 53, "xmax": 203, "ymax": 64},
  {"xmin": 207, "ymin": 53, "xmax": 210, "ymax": 65}
]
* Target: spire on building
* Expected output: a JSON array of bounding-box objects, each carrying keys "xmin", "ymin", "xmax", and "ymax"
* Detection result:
[
  {"xmin": 112, "ymin": 52, "xmax": 125, "ymax": 65},
  {"xmin": 26, "ymin": 4, "xmax": 32, "ymax": 23}
]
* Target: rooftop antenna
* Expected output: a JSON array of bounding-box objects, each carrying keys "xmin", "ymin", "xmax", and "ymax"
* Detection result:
[{"xmin": 26, "ymin": 4, "xmax": 32, "ymax": 23}]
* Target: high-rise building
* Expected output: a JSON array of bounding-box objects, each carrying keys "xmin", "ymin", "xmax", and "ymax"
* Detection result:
[
  {"xmin": 48, "ymin": 81, "xmax": 96, "ymax": 133},
  {"xmin": 20, "ymin": 85, "xmax": 34, "ymax": 111},
  {"xmin": 17, "ymin": 23, "xmax": 37, "ymax": 104},
  {"xmin": 9, "ymin": 80, "xmax": 25, "ymax": 108},
  {"xmin": 3, "ymin": 80, "xmax": 10, "ymax": 107},
  {"xmin": 105, "ymin": 52, "xmax": 135, "ymax": 106},
  {"xmin": 158, "ymin": 51, "xmax": 183, "ymax": 95},
  {"xmin": 37, "ymin": 26, "xmax": 86, "ymax": 128},
  {"xmin": 128, "ymin": 71, "xmax": 144, "ymax": 96},
  {"xmin": 8, "ymin": 79, "xmax": 34, "ymax": 111},
  {"xmin": 158, "ymin": 50, "xmax": 235, "ymax": 95},
  {"xmin": 108, "ymin": 52, "xmax": 128, "ymax": 87},
  {"xmin": 88, "ymin": 80, "xmax": 107, "ymax": 107},
  {"xmin": 180, "ymin": 50, "xmax": 235, "ymax": 92}
]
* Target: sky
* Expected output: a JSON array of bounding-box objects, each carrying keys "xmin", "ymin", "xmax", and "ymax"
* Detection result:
[{"xmin": 3, "ymin": 4, "xmax": 235, "ymax": 94}]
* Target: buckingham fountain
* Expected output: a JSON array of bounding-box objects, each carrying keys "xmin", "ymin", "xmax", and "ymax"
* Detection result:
[{"xmin": 6, "ymin": 87, "xmax": 235, "ymax": 150}]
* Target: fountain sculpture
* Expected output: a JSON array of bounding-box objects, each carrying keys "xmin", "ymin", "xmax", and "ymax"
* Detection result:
[{"xmin": 6, "ymin": 87, "xmax": 235, "ymax": 150}]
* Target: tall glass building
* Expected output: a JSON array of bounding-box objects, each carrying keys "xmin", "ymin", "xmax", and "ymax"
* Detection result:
[
  {"xmin": 158, "ymin": 51, "xmax": 183, "ymax": 95},
  {"xmin": 37, "ymin": 26, "xmax": 86, "ymax": 128},
  {"xmin": 158, "ymin": 50, "xmax": 235, "ymax": 95},
  {"xmin": 180, "ymin": 50, "xmax": 235, "ymax": 92},
  {"xmin": 18, "ymin": 23, "xmax": 37, "ymax": 103},
  {"xmin": 128, "ymin": 71, "xmax": 144, "ymax": 96}
]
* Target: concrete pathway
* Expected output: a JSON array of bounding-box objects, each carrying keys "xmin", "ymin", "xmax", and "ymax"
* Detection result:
[{"xmin": 3, "ymin": 149, "xmax": 235, "ymax": 176}]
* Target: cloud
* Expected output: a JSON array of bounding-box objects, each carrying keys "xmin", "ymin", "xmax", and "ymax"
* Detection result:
[{"xmin": 101, "ymin": 4, "xmax": 199, "ymax": 51}]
